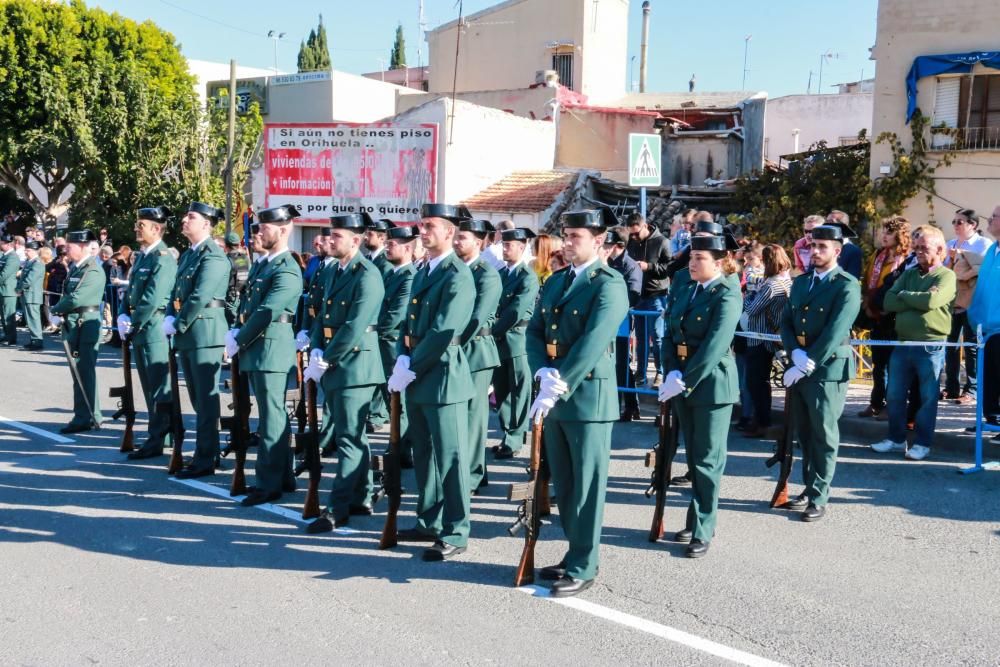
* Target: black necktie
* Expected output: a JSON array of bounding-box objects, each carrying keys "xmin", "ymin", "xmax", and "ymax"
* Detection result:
[
  {"xmin": 810, "ymin": 274, "xmax": 819, "ymax": 292},
  {"xmin": 690, "ymin": 283, "xmax": 702, "ymax": 304},
  {"xmin": 561, "ymin": 269, "xmax": 576, "ymax": 298}
]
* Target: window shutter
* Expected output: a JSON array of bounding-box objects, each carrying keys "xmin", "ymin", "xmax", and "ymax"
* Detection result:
[{"xmin": 932, "ymin": 77, "xmax": 961, "ymax": 148}]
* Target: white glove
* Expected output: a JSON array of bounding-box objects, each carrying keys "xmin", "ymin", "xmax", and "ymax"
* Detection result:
[
  {"xmin": 303, "ymin": 356, "xmax": 329, "ymax": 384},
  {"xmin": 529, "ymin": 394, "xmax": 558, "ymax": 422},
  {"xmin": 791, "ymin": 349, "xmax": 815, "ymax": 374},
  {"xmin": 534, "ymin": 367, "xmax": 557, "ymax": 383},
  {"xmin": 116, "ymin": 314, "xmax": 132, "ymax": 338},
  {"xmin": 225, "ymin": 329, "xmax": 240, "ymax": 358},
  {"xmin": 658, "ymin": 370, "xmax": 686, "ymax": 402},
  {"xmin": 309, "ymin": 348, "xmax": 325, "ymax": 365},
  {"xmin": 49, "ymin": 314, "xmax": 63, "ymax": 327},
  {"xmin": 162, "ymin": 315, "xmax": 177, "ymax": 337},
  {"xmin": 540, "ymin": 370, "xmax": 569, "ymax": 397},
  {"xmin": 393, "ymin": 355, "xmax": 412, "ymax": 375},
  {"xmin": 387, "ymin": 365, "xmax": 417, "ymax": 393},
  {"xmin": 783, "ymin": 366, "xmax": 805, "ymax": 387},
  {"xmin": 295, "ymin": 330, "xmax": 310, "ymax": 351}
]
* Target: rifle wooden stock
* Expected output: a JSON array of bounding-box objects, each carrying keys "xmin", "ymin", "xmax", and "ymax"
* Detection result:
[
  {"xmin": 376, "ymin": 392, "xmax": 403, "ymax": 549},
  {"xmin": 294, "ymin": 351, "xmax": 307, "ymax": 447},
  {"xmin": 645, "ymin": 399, "xmax": 678, "ymax": 543},
  {"xmin": 109, "ymin": 339, "xmax": 136, "ymax": 452},
  {"xmin": 300, "ymin": 378, "xmax": 322, "ymax": 520},
  {"xmin": 510, "ymin": 411, "xmax": 544, "ymax": 587},
  {"xmin": 162, "ymin": 346, "xmax": 185, "ymax": 475},
  {"xmin": 766, "ymin": 395, "xmax": 794, "ymax": 508},
  {"xmin": 221, "ymin": 353, "xmax": 250, "ymax": 496}
]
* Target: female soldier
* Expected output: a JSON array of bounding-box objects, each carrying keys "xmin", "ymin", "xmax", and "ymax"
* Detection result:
[{"xmin": 658, "ymin": 235, "xmax": 742, "ymax": 558}]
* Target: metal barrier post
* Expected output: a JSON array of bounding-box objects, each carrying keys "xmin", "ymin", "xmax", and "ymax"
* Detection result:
[{"xmin": 960, "ymin": 327, "xmax": 1000, "ymax": 475}]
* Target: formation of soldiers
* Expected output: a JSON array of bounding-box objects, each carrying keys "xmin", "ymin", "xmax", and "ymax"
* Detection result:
[{"xmin": 33, "ymin": 201, "xmax": 860, "ymax": 598}]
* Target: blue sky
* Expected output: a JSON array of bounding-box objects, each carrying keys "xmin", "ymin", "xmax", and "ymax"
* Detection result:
[{"xmin": 90, "ymin": 0, "xmax": 879, "ymax": 97}]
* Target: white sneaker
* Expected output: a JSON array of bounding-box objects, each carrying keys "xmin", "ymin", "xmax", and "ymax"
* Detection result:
[
  {"xmin": 905, "ymin": 444, "xmax": 930, "ymax": 461},
  {"xmin": 870, "ymin": 439, "xmax": 905, "ymax": 453}
]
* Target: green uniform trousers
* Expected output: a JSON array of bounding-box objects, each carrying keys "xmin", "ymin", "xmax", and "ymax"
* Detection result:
[
  {"xmin": 494, "ymin": 355, "xmax": 531, "ymax": 451},
  {"xmin": 20, "ymin": 297, "xmax": 42, "ymax": 345},
  {"xmin": 134, "ymin": 339, "xmax": 172, "ymax": 449},
  {"xmin": 789, "ymin": 379, "xmax": 848, "ymax": 507},
  {"xmin": 0, "ymin": 295, "xmax": 15, "ymax": 342},
  {"xmin": 317, "ymin": 385, "xmax": 336, "ymax": 451},
  {"xmin": 675, "ymin": 401, "xmax": 732, "ymax": 542},
  {"xmin": 544, "ymin": 420, "xmax": 612, "ymax": 581},
  {"xmin": 248, "ymin": 370, "xmax": 295, "ymax": 494},
  {"xmin": 65, "ymin": 319, "xmax": 103, "ymax": 427},
  {"xmin": 324, "ymin": 382, "xmax": 375, "ymax": 517},
  {"xmin": 467, "ymin": 368, "xmax": 493, "ymax": 491},
  {"xmin": 177, "ymin": 346, "xmax": 222, "ymax": 468},
  {"xmin": 369, "ymin": 383, "xmax": 388, "ymax": 426},
  {"xmin": 409, "ymin": 400, "xmax": 471, "ymax": 547}
]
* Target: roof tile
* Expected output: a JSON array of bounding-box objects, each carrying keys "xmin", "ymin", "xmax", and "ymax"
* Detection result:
[{"xmin": 463, "ymin": 171, "xmax": 577, "ymax": 214}]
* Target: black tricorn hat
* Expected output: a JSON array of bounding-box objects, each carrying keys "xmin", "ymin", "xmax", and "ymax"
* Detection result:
[
  {"xmin": 500, "ymin": 227, "xmax": 537, "ymax": 243},
  {"xmin": 249, "ymin": 221, "xmax": 261, "ymax": 234},
  {"xmin": 0, "ymin": 233, "xmax": 13, "ymax": 243},
  {"xmin": 258, "ymin": 205, "xmax": 301, "ymax": 224},
  {"xmin": 25, "ymin": 240, "xmax": 41, "ymax": 250},
  {"xmin": 188, "ymin": 201, "xmax": 224, "ymax": 222},
  {"xmin": 319, "ymin": 228, "xmax": 333, "ymax": 237},
  {"xmin": 723, "ymin": 232, "xmax": 741, "ymax": 251},
  {"xmin": 367, "ymin": 217, "xmax": 393, "ymax": 232},
  {"xmin": 811, "ymin": 224, "xmax": 847, "ymax": 242},
  {"xmin": 329, "ymin": 213, "xmax": 367, "ymax": 232},
  {"xmin": 458, "ymin": 219, "xmax": 494, "ymax": 237},
  {"xmin": 421, "ymin": 203, "xmax": 472, "ymax": 223},
  {"xmin": 561, "ymin": 207, "xmax": 617, "ymax": 231},
  {"xmin": 137, "ymin": 206, "xmax": 173, "ymax": 224},
  {"xmin": 823, "ymin": 222, "xmax": 857, "ymax": 239},
  {"xmin": 690, "ymin": 235, "xmax": 726, "ymax": 252},
  {"xmin": 694, "ymin": 221, "xmax": 724, "ymax": 236},
  {"xmin": 66, "ymin": 229, "xmax": 98, "ymax": 244},
  {"xmin": 387, "ymin": 225, "xmax": 419, "ymax": 241},
  {"xmin": 603, "ymin": 229, "xmax": 627, "ymax": 246}
]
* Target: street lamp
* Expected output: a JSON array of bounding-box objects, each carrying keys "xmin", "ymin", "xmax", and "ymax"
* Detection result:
[
  {"xmin": 267, "ymin": 30, "xmax": 286, "ymax": 75},
  {"xmin": 817, "ymin": 50, "xmax": 841, "ymax": 94}
]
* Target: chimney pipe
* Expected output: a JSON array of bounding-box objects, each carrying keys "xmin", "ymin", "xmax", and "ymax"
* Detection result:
[{"xmin": 640, "ymin": 1, "xmax": 650, "ymax": 93}]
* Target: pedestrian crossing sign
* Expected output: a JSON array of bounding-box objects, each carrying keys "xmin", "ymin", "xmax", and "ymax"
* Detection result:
[{"xmin": 629, "ymin": 133, "xmax": 661, "ymax": 187}]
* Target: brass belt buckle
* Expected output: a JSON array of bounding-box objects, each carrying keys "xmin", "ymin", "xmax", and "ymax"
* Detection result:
[
  {"xmin": 173, "ymin": 298, "xmax": 181, "ymax": 311},
  {"xmin": 404, "ymin": 335, "xmax": 413, "ymax": 349},
  {"xmin": 546, "ymin": 343, "xmax": 558, "ymax": 358},
  {"xmin": 796, "ymin": 336, "xmax": 806, "ymax": 347},
  {"xmin": 324, "ymin": 327, "xmax": 333, "ymax": 339},
  {"xmin": 239, "ymin": 314, "xmax": 245, "ymax": 324},
  {"xmin": 676, "ymin": 344, "xmax": 688, "ymax": 359},
  {"xmin": 308, "ymin": 307, "xmax": 316, "ymax": 317}
]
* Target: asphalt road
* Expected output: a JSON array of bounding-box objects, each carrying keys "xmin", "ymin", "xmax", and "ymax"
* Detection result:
[{"xmin": 2, "ymin": 342, "xmax": 1000, "ymax": 666}]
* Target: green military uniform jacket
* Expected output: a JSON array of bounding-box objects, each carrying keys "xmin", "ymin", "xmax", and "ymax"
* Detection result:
[
  {"xmin": 16, "ymin": 257, "xmax": 44, "ymax": 304},
  {"xmin": 300, "ymin": 258, "xmax": 333, "ymax": 334},
  {"xmin": 526, "ymin": 262, "xmax": 629, "ymax": 422},
  {"xmin": 400, "ymin": 252, "xmax": 475, "ymax": 405},
  {"xmin": 493, "ymin": 262, "xmax": 539, "ymax": 359},
  {"xmin": 0, "ymin": 251, "xmax": 17, "ymax": 296},
  {"xmin": 662, "ymin": 275, "xmax": 742, "ymax": 405},
  {"xmin": 51, "ymin": 256, "xmax": 106, "ymax": 346},
  {"xmin": 236, "ymin": 251, "xmax": 302, "ymax": 372},
  {"xmin": 780, "ymin": 266, "xmax": 861, "ymax": 382},
  {"xmin": 370, "ymin": 249, "xmax": 392, "ymax": 279},
  {"xmin": 168, "ymin": 240, "xmax": 230, "ymax": 351},
  {"xmin": 120, "ymin": 241, "xmax": 177, "ymax": 346},
  {"xmin": 460, "ymin": 256, "xmax": 501, "ymax": 373},
  {"xmin": 377, "ymin": 263, "xmax": 416, "ymax": 369},
  {"xmin": 310, "ymin": 252, "xmax": 385, "ymax": 389}
]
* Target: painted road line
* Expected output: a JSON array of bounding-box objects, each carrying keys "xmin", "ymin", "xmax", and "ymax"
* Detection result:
[
  {"xmin": 518, "ymin": 585, "xmax": 788, "ymax": 667},
  {"xmin": 0, "ymin": 416, "xmax": 75, "ymax": 444},
  {"xmin": 169, "ymin": 477, "xmax": 360, "ymax": 535}
]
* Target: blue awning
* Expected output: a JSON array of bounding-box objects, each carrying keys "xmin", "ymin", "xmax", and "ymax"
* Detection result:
[{"xmin": 906, "ymin": 51, "xmax": 1000, "ymax": 122}]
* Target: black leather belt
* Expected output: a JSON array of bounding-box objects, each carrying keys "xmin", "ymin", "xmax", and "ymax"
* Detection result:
[
  {"xmin": 477, "ymin": 327, "xmax": 493, "ymax": 337},
  {"xmin": 70, "ymin": 305, "xmax": 99, "ymax": 314},
  {"xmin": 405, "ymin": 335, "xmax": 461, "ymax": 351},
  {"xmin": 206, "ymin": 299, "xmax": 226, "ymax": 308},
  {"xmin": 276, "ymin": 314, "xmax": 292, "ymax": 324}
]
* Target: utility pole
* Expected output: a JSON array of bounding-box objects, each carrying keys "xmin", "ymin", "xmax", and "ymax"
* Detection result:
[
  {"xmin": 742, "ymin": 35, "xmax": 752, "ymax": 89},
  {"xmin": 818, "ymin": 51, "xmax": 840, "ymax": 94},
  {"xmin": 225, "ymin": 59, "xmax": 236, "ymax": 237},
  {"xmin": 267, "ymin": 31, "xmax": 285, "ymax": 75}
]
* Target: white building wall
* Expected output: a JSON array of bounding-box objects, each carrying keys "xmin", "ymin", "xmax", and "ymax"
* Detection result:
[{"xmin": 764, "ymin": 93, "xmax": 873, "ymax": 161}]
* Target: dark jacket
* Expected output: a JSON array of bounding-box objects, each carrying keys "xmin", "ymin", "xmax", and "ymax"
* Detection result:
[
  {"xmin": 607, "ymin": 250, "xmax": 642, "ymax": 307},
  {"xmin": 625, "ymin": 227, "xmax": 672, "ymax": 297},
  {"xmin": 840, "ymin": 240, "xmax": 863, "ymax": 279}
]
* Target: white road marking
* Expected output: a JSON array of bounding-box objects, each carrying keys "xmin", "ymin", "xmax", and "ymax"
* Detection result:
[
  {"xmin": 518, "ymin": 585, "xmax": 788, "ymax": 667},
  {"xmin": 0, "ymin": 416, "xmax": 75, "ymax": 444},
  {"xmin": 169, "ymin": 477, "xmax": 359, "ymax": 534}
]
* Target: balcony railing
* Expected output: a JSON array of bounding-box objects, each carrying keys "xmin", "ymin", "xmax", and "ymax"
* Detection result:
[{"xmin": 930, "ymin": 126, "xmax": 1000, "ymax": 151}]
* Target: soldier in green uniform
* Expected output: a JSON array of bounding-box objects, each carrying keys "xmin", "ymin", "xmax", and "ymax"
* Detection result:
[
  {"xmin": 302, "ymin": 213, "xmax": 385, "ymax": 530},
  {"xmin": 491, "ymin": 227, "xmax": 539, "ymax": 463},
  {"xmin": 50, "ymin": 230, "xmax": 106, "ymax": 433},
  {"xmin": 164, "ymin": 202, "xmax": 231, "ymax": 479},
  {"xmin": 16, "ymin": 240, "xmax": 45, "ymax": 350},
  {"xmin": 226, "ymin": 205, "xmax": 303, "ymax": 505},
  {"xmin": 388, "ymin": 203, "xmax": 475, "ymax": 561},
  {"xmin": 223, "ymin": 232, "xmax": 249, "ymax": 327},
  {"xmin": 0, "ymin": 233, "xmax": 18, "ymax": 345},
  {"xmin": 117, "ymin": 206, "xmax": 179, "ymax": 459},
  {"xmin": 779, "ymin": 224, "xmax": 861, "ymax": 521},
  {"xmin": 371, "ymin": 224, "xmax": 418, "ymax": 464},
  {"xmin": 454, "ymin": 219, "xmax": 501, "ymax": 494},
  {"xmin": 658, "ymin": 235, "xmax": 742, "ymax": 558},
  {"xmin": 526, "ymin": 208, "xmax": 628, "ymax": 597},
  {"xmin": 364, "ymin": 217, "xmax": 393, "ymax": 278}
]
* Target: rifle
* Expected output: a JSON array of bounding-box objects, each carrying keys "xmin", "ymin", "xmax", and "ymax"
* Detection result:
[
  {"xmin": 60, "ymin": 334, "xmax": 101, "ymax": 431},
  {"xmin": 507, "ymin": 380, "xmax": 545, "ymax": 587},
  {"xmin": 293, "ymin": 378, "xmax": 322, "ymax": 520},
  {"xmin": 644, "ymin": 398, "xmax": 679, "ymax": 542},
  {"xmin": 373, "ymin": 392, "xmax": 403, "ymax": 549},
  {"xmin": 157, "ymin": 343, "xmax": 185, "ymax": 475},
  {"xmin": 108, "ymin": 335, "xmax": 137, "ymax": 452},
  {"xmin": 765, "ymin": 395, "xmax": 794, "ymax": 508},
  {"xmin": 220, "ymin": 353, "xmax": 250, "ymax": 496},
  {"xmin": 294, "ymin": 350, "xmax": 307, "ymax": 446}
]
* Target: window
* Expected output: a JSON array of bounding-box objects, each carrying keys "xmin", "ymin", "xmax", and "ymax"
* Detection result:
[
  {"xmin": 930, "ymin": 74, "xmax": 1000, "ymax": 150},
  {"xmin": 552, "ymin": 53, "xmax": 573, "ymax": 90}
]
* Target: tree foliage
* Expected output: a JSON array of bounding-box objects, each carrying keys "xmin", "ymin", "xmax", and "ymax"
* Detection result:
[
  {"xmin": 390, "ymin": 24, "xmax": 406, "ymax": 70},
  {"xmin": 296, "ymin": 14, "xmax": 331, "ymax": 73}
]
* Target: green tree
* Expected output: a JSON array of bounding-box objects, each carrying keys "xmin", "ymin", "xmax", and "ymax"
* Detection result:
[
  {"xmin": 390, "ymin": 24, "xmax": 406, "ymax": 70},
  {"xmin": 296, "ymin": 15, "xmax": 331, "ymax": 72},
  {"xmin": 0, "ymin": 0, "xmax": 200, "ymax": 243}
]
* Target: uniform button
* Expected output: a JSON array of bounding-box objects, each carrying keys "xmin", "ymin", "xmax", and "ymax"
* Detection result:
[
  {"xmin": 410, "ymin": 314, "xmax": 415, "ymax": 319},
  {"xmin": 327, "ymin": 299, "xmax": 332, "ymax": 305},
  {"xmin": 554, "ymin": 308, "xmax": 560, "ymax": 313},
  {"xmin": 697, "ymin": 316, "xmax": 702, "ymax": 321},
  {"xmin": 341, "ymin": 301, "xmax": 346, "ymax": 305},
  {"xmin": 801, "ymin": 318, "xmax": 806, "ymax": 323},
  {"xmin": 573, "ymin": 309, "xmax": 578, "ymax": 315},
  {"xmin": 551, "ymin": 324, "xmax": 557, "ymax": 330},
  {"xmin": 804, "ymin": 306, "xmax": 809, "ymax": 311},
  {"xmin": 412, "ymin": 299, "xmax": 418, "ymax": 304},
  {"xmin": 354, "ymin": 346, "xmax": 359, "ymax": 352}
]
